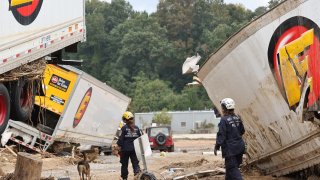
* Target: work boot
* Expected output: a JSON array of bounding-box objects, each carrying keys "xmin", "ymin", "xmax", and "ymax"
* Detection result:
[{"xmin": 134, "ymin": 170, "xmax": 141, "ymax": 180}]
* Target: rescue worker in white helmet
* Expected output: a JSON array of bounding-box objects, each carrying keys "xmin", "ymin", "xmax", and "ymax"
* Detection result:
[
  {"xmin": 214, "ymin": 98, "xmax": 245, "ymax": 180},
  {"xmin": 117, "ymin": 111, "xmax": 141, "ymax": 180}
]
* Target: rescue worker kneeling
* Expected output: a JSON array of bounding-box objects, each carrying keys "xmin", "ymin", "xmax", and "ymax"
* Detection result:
[
  {"xmin": 214, "ymin": 98, "xmax": 245, "ymax": 180},
  {"xmin": 117, "ymin": 111, "xmax": 141, "ymax": 180}
]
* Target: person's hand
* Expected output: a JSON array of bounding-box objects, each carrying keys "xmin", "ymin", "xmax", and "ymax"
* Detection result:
[
  {"xmin": 112, "ymin": 144, "xmax": 120, "ymax": 157},
  {"xmin": 214, "ymin": 145, "xmax": 220, "ymax": 156}
]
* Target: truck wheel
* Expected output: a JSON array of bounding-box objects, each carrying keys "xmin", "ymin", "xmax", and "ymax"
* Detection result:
[
  {"xmin": 156, "ymin": 133, "xmax": 166, "ymax": 145},
  {"xmin": 0, "ymin": 84, "xmax": 10, "ymax": 134},
  {"xmin": 10, "ymin": 78, "xmax": 35, "ymax": 122}
]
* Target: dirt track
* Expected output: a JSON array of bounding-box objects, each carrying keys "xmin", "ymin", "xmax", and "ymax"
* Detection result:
[{"xmin": 0, "ymin": 139, "xmax": 293, "ymax": 180}]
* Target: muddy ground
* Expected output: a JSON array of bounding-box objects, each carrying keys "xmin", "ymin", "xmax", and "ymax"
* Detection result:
[{"xmin": 0, "ymin": 139, "xmax": 293, "ymax": 180}]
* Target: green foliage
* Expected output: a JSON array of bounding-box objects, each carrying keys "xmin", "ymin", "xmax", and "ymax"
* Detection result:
[
  {"xmin": 268, "ymin": 0, "xmax": 284, "ymax": 9},
  {"xmin": 66, "ymin": 0, "xmax": 271, "ymax": 113},
  {"xmin": 152, "ymin": 109, "xmax": 172, "ymax": 125},
  {"xmin": 131, "ymin": 72, "xmax": 177, "ymax": 112}
]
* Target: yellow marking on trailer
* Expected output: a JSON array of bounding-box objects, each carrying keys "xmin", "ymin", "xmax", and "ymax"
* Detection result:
[
  {"xmin": 10, "ymin": 0, "xmax": 33, "ymax": 7},
  {"xmin": 35, "ymin": 64, "xmax": 78, "ymax": 115},
  {"xmin": 278, "ymin": 29, "xmax": 313, "ymax": 107}
]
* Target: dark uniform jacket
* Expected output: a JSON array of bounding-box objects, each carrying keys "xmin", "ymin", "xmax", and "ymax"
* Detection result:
[
  {"xmin": 216, "ymin": 114, "xmax": 245, "ymax": 158},
  {"xmin": 117, "ymin": 125, "xmax": 142, "ymax": 152}
]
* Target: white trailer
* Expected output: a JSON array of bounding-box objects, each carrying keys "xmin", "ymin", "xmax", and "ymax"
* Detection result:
[
  {"xmin": 2, "ymin": 64, "xmax": 131, "ymax": 152},
  {"xmin": 198, "ymin": 0, "xmax": 320, "ymax": 176},
  {"xmin": 0, "ymin": 0, "xmax": 86, "ymax": 135}
]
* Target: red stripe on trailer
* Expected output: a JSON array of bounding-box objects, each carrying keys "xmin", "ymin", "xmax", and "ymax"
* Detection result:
[
  {"xmin": 7, "ymin": 29, "xmax": 80, "ymax": 67},
  {"xmin": 9, "ymin": 137, "xmax": 41, "ymax": 153}
]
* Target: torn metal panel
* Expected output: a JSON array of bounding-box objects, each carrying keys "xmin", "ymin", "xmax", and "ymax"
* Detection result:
[{"xmin": 199, "ymin": 0, "xmax": 320, "ymax": 176}]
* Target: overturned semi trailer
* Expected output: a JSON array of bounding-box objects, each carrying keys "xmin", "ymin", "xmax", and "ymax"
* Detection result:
[{"xmin": 198, "ymin": 0, "xmax": 320, "ymax": 176}]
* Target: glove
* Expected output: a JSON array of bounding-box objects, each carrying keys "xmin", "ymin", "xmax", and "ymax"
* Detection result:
[
  {"xmin": 214, "ymin": 144, "xmax": 220, "ymax": 156},
  {"xmin": 112, "ymin": 144, "xmax": 120, "ymax": 157}
]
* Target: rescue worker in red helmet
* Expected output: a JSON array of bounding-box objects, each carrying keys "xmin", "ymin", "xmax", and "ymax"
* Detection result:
[
  {"xmin": 117, "ymin": 111, "xmax": 141, "ymax": 180},
  {"xmin": 214, "ymin": 98, "xmax": 245, "ymax": 180}
]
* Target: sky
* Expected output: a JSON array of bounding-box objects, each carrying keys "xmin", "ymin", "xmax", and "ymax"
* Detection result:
[{"xmin": 103, "ymin": 0, "xmax": 270, "ymax": 13}]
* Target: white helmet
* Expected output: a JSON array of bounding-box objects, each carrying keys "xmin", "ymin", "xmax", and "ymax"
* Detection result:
[{"xmin": 220, "ymin": 98, "xmax": 235, "ymax": 110}]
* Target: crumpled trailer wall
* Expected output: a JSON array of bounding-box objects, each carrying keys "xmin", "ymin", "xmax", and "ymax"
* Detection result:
[{"xmin": 198, "ymin": 0, "xmax": 320, "ymax": 176}]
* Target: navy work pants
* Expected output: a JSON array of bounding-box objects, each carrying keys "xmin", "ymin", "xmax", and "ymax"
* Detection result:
[
  {"xmin": 120, "ymin": 150, "xmax": 140, "ymax": 179},
  {"xmin": 225, "ymin": 154, "xmax": 243, "ymax": 180}
]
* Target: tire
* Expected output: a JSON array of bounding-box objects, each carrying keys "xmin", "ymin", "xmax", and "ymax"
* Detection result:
[
  {"xmin": 168, "ymin": 145, "xmax": 174, "ymax": 152},
  {"xmin": 156, "ymin": 133, "xmax": 166, "ymax": 145},
  {"xmin": 0, "ymin": 83, "xmax": 10, "ymax": 134},
  {"xmin": 10, "ymin": 78, "xmax": 35, "ymax": 122},
  {"xmin": 37, "ymin": 123, "xmax": 54, "ymax": 135}
]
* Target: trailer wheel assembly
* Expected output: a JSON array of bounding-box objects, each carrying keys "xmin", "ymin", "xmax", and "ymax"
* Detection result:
[
  {"xmin": 156, "ymin": 133, "xmax": 166, "ymax": 145},
  {"xmin": 0, "ymin": 83, "xmax": 10, "ymax": 134},
  {"xmin": 10, "ymin": 78, "xmax": 35, "ymax": 122}
]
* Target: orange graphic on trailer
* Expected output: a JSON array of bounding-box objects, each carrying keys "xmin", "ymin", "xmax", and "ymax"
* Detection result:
[
  {"xmin": 73, "ymin": 87, "xmax": 92, "ymax": 128},
  {"xmin": 9, "ymin": 0, "xmax": 43, "ymax": 25},
  {"xmin": 268, "ymin": 16, "xmax": 320, "ymax": 112}
]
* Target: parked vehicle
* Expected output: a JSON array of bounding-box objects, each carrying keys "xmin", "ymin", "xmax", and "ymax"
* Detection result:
[
  {"xmin": 146, "ymin": 126, "xmax": 174, "ymax": 152},
  {"xmin": 196, "ymin": 0, "xmax": 320, "ymax": 177}
]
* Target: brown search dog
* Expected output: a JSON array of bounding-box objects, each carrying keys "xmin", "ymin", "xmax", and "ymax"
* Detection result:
[{"xmin": 77, "ymin": 152, "xmax": 91, "ymax": 180}]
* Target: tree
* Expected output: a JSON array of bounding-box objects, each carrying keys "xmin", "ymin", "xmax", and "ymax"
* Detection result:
[
  {"xmin": 131, "ymin": 72, "xmax": 177, "ymax": 112},
  {"xmin": 66, "ymin": 0, "xmax": 265, "ymax": 113},
  {"xmin": 268, "ymin": 0, "xmax": 283, "ymax": 9},
  {"xmin": 175, "ymin": 86, "xmax": 213, "ymax": 110},
  {"xmin": 201, "ymin": 24, "xmax": 233, "ymax": 54},
  {"xmin": 253, "ymin": 6, "xmax": 268, "ymax": 17},
  {"xmin": 153, "ymin": 109, "xmax": 172, "ymax": 125}
]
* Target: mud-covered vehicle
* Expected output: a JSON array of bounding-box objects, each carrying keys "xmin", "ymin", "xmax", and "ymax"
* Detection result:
[{"xmin": 146, "ymin": 126, "xmax": 174, "ymax": 152}]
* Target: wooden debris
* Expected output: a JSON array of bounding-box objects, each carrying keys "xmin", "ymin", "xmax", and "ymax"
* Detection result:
[
  {"xmin": 0, "ymin": 168, "xmax": 5, "ymax": 177},
  {"xmin": 0, "ymin": 59, "xmax": 46, "ymax": 82},
  {"xmin": 0, "ymin": 148, "xmax": 6, "ymax": 153},
  {"xmin": 0, "ymin": 173, "xmax": 13, "ymax": 180},
  {"xmin": 4, "ymin": 146, "xmax": 17, "ymax": 157},
  {"xmin": 173, "ymin": 168, "xmax": 225, "ymax": 180},
  {"xmin": 13, "ymin": 152, "xmax": 43, "ymax": 180}
]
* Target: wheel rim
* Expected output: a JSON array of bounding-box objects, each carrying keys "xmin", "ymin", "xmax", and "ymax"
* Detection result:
[
  {"xmin": 20, "ymin": 83, "xmax": 32, "ymax": 111},
  {"xmin": 0, "ymin": 94, "xmax": 8, "ymax": 126}
]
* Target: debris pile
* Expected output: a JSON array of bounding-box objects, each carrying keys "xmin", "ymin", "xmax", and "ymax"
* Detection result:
[{"xmin": 161, "ymin": 158, "xmax": 210, "ymax": 169}]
